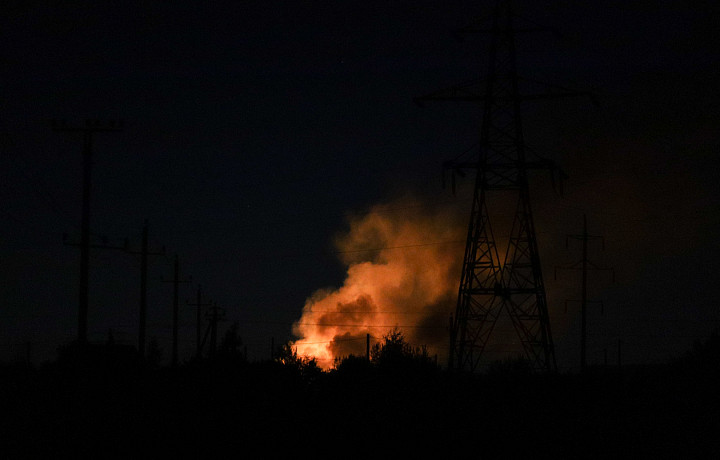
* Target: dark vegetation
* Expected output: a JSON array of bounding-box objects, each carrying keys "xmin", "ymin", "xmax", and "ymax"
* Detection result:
[{"xmin": 1, "ymin": 330, "xmax": 719, "ymax": 458}]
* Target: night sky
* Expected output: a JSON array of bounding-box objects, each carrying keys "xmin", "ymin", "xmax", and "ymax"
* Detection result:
[{"xmin": 2, "ymin": 0, "xmax": 718, "ymax": 369}]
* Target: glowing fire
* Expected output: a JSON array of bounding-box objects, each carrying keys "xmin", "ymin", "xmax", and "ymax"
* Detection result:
[{"xmin": 291, "ymin": 198, "xmax": 465, "ymax": 369}]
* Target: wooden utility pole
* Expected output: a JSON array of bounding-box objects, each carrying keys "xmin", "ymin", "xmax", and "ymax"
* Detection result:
[
  {"xmin": 163, "ymin": 255, "xmax": 190, "ymax": 366},
  {"xmin": 200, "ymin": 303, "xmax": 225, "ymax": 359},
  {"xmin": 126, "ymin": 220, "xmax": 164, "ymax": 359},
  {"xmin": 187, "ymin": 285, "xmax": 212, "ymax": 359},
  {"xmin": 366, "ymin": 333, "xmax": 370, "ymax": 361},
  {"xmin": 53, "ymin": 119, "xmax": 122, "ymax": 345},
  {"xmin": 210, "ymin": 302, "xmax": 219, "ymax": 357}
]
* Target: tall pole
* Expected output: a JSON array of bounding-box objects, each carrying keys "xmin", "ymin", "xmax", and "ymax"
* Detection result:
[
  {"xmin": 79, "ymin": 130, "xmax": 91, "ymax": 345},
  {"xmin": 195, "ymin": 286, "xmax": 203, "ymax": 358},
  {"xmin": 126, "ymin": 220, "xmax": 164, "ymax": 359},
  {"xmin": 210, "ymin": 301, "xmax": 218, "ymax": 358},
  {"xmin": 581, "ymin": 215, "xmax": 588, "ymax": 372},
  {"xmin": 163, "ymin": 254, "xmax": 190, "ymax": 367},
  {"xmin": 173, "ymin": 256, "xmax": 179, "ymax": 365},
  {"xmin": 140, "ymin": 221, "xmax": 148, "ymax": 357},
  {"xmin": 366, "ymin": 333, "xmax": 370, "ymax": 361},
  {"xmin": 53, "ymin": 119, "xmax": 122, "ymax": 346},
  {"xmin": 187, "ymin": 285, "xmax": 211, "ymax": 359}
]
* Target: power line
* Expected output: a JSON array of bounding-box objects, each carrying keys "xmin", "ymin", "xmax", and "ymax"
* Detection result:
[
  {"xmin": 292, "ymin": 310, "xmax": 449, "ymax": 315},
  {"xmin": 191, "ymin": 238, "xmax": 467, "ymax": 266},
  {"xmin": 293, "ymin": 336, "xmax": 373, "ymax": 346},
  {"xmin": 334, "ymin": 239, "xmax": 465, "ymax": 254},
  {"xmin": 246, "ymin": 319, "xmax": 446, "ymax": 330}
]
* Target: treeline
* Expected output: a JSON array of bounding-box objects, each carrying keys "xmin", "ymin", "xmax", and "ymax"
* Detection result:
[{"xmin": 1, "ymin": 331, "xmax": 718, "ymax": 457}]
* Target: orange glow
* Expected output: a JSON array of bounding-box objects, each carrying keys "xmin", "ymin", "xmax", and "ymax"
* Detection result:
[{"xmin": 291, "ymin": 198, "xmax": 466, "ymax": 369}]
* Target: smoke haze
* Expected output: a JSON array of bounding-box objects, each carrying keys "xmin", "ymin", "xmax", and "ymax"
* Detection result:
[{"xmin": 292, "ymin": 197, "xmax": 466, "ymax": 368}]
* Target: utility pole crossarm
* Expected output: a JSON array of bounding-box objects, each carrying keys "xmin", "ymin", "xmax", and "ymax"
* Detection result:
[
  {"xmin": 451, "ymin": 7, "xmax": 562, "ymax": 39},
  {"xmin": 555, "ymin": 259, "xmax": 613, "ymax": 274}
]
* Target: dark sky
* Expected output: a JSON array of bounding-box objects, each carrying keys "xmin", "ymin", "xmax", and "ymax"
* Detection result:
[{"xmin": 2, "ymin": 0, "xmax": 718, "ymax": 369}]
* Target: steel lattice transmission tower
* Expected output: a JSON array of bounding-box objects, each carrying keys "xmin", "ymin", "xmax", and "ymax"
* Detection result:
[{"xmin": 417, "ymin": 1, "xmax": 584, "ymax": 372}]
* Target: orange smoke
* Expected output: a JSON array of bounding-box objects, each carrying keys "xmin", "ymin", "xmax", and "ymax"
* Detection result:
[{"xmin": 292, "ymin": 198, "xmax": 466, "ymax": 369}]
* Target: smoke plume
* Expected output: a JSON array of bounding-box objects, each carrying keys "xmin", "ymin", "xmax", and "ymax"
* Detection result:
[{"xmin": 292, "ymin": 197, "xmax": 466, "ymax": 369}]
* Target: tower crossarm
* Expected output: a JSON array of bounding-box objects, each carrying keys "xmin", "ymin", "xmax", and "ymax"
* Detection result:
[
  {"xmin": 414, "ymin": 81, "xmax": 591, "ymax": 107},
  {"xmin": 443, "ymin": 158, "xmax": 566, "ymax": 192}
]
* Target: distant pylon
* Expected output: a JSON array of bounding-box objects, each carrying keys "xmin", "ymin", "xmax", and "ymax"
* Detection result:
[
  {"xmin": 555, "ymin": 214, "xmax": 614, "ymax": 372},
  {"xmin": 417, "ymin": 1, "xmax": 588, "ymax": 372}
]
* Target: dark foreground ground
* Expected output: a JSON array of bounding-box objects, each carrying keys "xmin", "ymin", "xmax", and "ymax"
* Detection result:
[{"xmin": 1, "ymin": 339, "xmax": 719, "ymax": 459}]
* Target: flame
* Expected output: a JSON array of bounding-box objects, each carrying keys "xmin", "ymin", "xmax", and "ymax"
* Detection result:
[{"xmin": 292, "ymin": 198, "xmax": 466, "ymax": 369}]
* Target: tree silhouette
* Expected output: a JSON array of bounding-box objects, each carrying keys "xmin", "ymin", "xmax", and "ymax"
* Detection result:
[
  {"xmin": 333, "ymin": 353, "xmax": 371, "ymax": 373},
  {"xmin": 218, "ymin": 321, "xmax": 244, "ymax": 360},
  {"xmin": 369, "ymin": 328, "xmax": 435, "ymax": 372},
  {"xmin": 275, "ymin": 342, "xmax": 322, "ymax": 383}
]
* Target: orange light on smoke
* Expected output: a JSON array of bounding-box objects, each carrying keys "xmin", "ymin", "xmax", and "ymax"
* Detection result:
[{"xmin": 291, "ymin": 199, "xmax": 465, "ymax": 369}]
